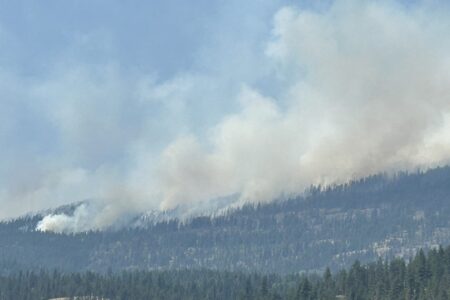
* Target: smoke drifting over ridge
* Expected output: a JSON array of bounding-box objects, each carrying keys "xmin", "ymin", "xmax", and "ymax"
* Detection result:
[{"xmin": 10, "ymin": 1, "xmax": 450, "ymax": 232}]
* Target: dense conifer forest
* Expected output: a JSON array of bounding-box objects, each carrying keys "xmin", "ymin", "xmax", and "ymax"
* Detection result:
[
  {"xmin": 1, "ymin": 246, "xmax": 450, "ymax": 300},
  {"xmin": 2, "ymin": 167, "xmax": 450, "ymax": 273}
]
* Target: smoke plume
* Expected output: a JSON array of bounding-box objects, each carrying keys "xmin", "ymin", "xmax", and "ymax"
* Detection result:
[{"xmin": 28, "ymin": 1, "xmax": 450, "ymax": 232}]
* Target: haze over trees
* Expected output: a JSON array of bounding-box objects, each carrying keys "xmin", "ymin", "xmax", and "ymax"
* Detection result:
[
  {"xmin": 1, "ymin": 246, "xmax": 450, "ymax": 300},
  {"xmin": 1, "ymin": 167, "xmax": 450, "ymax": 274}
]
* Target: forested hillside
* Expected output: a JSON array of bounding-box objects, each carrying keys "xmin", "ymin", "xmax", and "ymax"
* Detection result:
[
  {"xmin": 2, "ymin": 167, "xmax": 450, "ymax": 273},
  {"xmin": 1, "ymin": 246, "xmax": 450, "ymax": 300}
]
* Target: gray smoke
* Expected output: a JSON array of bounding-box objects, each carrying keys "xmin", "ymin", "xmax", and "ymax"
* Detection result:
[{"xmin": 35, "ymin": 0, "xmax": 450, "ymax": 232}]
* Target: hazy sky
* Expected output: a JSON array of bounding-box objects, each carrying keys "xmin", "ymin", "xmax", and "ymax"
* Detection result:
[{"xmin": 2, "ymin": 1, "xmax": 450, "ymax": 232}]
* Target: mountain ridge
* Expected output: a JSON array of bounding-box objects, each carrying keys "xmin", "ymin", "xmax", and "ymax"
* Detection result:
[{"xmin": 2, "ymin": 166, "xmax": 450, "ymax": 274}]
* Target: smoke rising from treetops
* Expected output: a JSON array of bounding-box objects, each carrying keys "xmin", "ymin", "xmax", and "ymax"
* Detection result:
[{"xmin": 8, "ymin": 1, "xmax": 450, "ymax": 233}]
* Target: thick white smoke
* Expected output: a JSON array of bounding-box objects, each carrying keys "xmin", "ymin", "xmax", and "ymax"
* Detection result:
[
  {"xmin": 152, "ymin": 1, "xmax": 450, "ymax": 209},
  {"xmin": 37, "ymin": 1, "xmax": 450, "ymax": 232}
]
